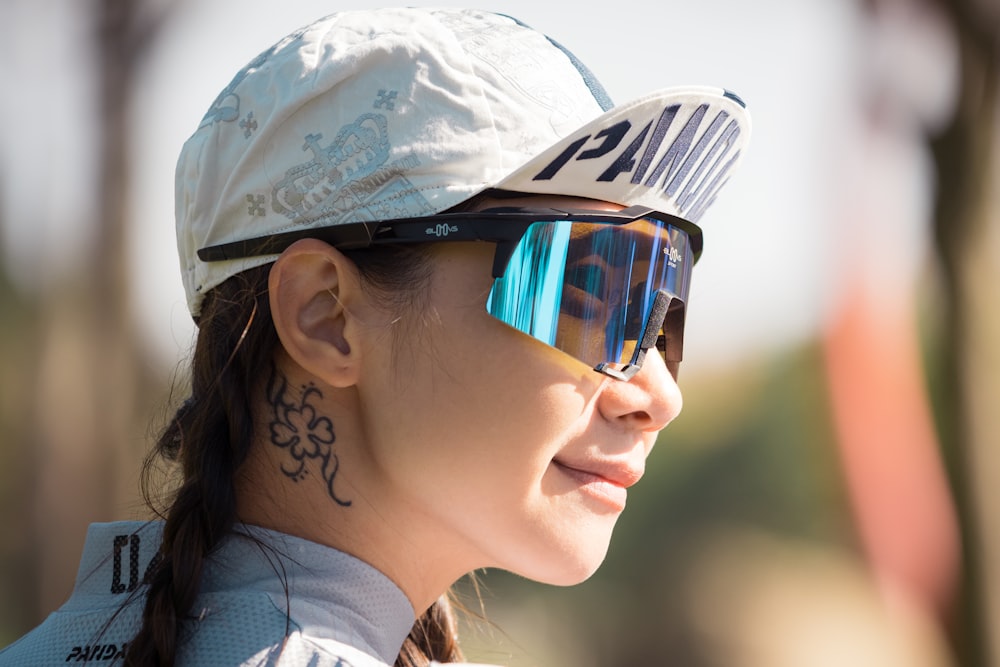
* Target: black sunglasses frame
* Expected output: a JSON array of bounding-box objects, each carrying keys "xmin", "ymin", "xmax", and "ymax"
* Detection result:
[
  {"xmin": 197, "ymin": 204, "xmax": 703, "ymax": 275},
  {"xmin": 198, "ymin": 205, "xmax": 702, "ymax": 381}
]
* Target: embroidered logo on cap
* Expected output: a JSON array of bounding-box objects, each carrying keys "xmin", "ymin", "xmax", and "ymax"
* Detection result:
[{"xmin": 263, "ymin": 89, "xmax": 439, "ymax": 227}]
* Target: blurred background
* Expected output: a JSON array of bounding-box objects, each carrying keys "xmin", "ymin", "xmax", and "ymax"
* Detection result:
[{"xmin": 0, "ymin": 0, "xmax": 997, "ymax": 665}]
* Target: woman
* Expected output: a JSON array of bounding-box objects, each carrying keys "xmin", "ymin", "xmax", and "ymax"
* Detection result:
[{"xmin": 0, "ymin": 7, "xmax": 749, "ymax": 666}]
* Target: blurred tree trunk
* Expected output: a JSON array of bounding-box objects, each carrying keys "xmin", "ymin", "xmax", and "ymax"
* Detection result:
[
  {"xmin": 0, "ymin": 185, "xmax": 44, "ymax": 636},
  {"xmin": 30, "ymin": 0, "xmax": 175, "ymax": 619},
  {"xmin": 925, "ymin": 0, "xmax": 999, "ymax": 665}
]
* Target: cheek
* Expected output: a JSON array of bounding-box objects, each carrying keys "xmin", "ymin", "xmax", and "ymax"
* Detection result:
[
  {"xmin": 382, "ymin": 347, "xmax": 582, "ymax": 480},
  {"xmin": 364, "ymin": 327, "xmax": 624, "ymax": 583}
]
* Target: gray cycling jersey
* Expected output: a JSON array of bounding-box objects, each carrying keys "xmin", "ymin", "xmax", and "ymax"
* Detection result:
[{"xmin": 0, "ymin": 521, "xmax": 418, "ymax": 666}]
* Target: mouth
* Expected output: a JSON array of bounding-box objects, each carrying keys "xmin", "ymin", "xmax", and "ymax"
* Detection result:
[
  {"xmin": 554, "ymin": 457, "xmax": 644, "ymax": 487},
  {"xmin": 551, "ymin": 459, "xmax": 643, "ymax": 511}
]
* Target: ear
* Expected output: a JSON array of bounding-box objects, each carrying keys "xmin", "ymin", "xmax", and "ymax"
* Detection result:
[{"xmin": 268, "ymin": 239, "xmax": 365, "ymax": 388}]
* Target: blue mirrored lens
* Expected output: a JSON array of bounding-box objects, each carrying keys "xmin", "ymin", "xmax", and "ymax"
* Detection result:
[
  {"xmin": 485, "ymin": 220, "xmax": 571, "ymax": 348},
  {"xmin": 486, "ymin": 218, "xmax": 693, "ymax": 372}
]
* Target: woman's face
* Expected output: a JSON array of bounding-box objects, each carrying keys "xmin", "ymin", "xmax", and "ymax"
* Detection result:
[{"xmin": 354, "ymin": 196, "xmax": 683, "ymax": 587}]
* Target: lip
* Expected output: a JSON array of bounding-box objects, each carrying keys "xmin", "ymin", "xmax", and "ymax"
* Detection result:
[
  {"xmin": 552, "ymin": 458, "xmax": 644, "ymax": 510},
  {"xmin": 554, "ymin": 458, "xmax": 644, "ymax": 488}
]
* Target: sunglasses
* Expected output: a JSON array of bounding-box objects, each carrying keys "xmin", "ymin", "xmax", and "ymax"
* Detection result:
[{"xmin": 199, "ymin": 205, "xmax": 702, "ymax": 381}]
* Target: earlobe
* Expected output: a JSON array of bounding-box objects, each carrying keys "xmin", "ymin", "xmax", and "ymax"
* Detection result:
[{"xmin": 268, "ymin": 239, "xmax": 363, "ymax": 387}]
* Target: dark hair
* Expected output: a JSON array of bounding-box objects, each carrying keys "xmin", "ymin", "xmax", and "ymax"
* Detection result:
[{"xmin": 124, "ymin": 244, "xmax": 464, "ymax": 667}]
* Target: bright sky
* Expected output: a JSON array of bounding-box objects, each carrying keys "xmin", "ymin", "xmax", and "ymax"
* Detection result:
[{"xmin": 4, "ymin": 0, "xmax": 922, "ymax": 376}]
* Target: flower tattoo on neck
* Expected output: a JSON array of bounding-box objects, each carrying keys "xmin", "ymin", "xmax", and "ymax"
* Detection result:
[{"xmin": 267, "ymin": 371, "xmax": 352, "ymax": 507}]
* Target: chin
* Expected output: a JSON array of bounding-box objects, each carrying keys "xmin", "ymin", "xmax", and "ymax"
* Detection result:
[
  {"xmin": 513, "ymin": 533, "xmax": 614, "ymax": 587},
  {"xmin": 547, "ymin": 561, "xmax": 606, "ymax": 587},
  {"xmin": 540, "ymin": 554, "xmax": 608, "ymax": 587}
]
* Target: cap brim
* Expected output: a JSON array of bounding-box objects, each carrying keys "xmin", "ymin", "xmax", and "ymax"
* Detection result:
[{"xmin": 494, "ymin": 86, "xmax": 750, "ymax": 223}]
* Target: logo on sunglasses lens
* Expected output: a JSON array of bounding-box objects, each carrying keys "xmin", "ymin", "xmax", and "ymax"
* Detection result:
[
  {"xmin": 426, "ymin": 223, "xmax": 459, "ymax": 237},
  {"xmin": 664, "ymin": 246, "xmax": 683, "ymax": 266}
]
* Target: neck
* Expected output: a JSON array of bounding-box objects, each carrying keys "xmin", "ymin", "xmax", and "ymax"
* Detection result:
[{"xmin": 234, "ymin": 365, "xmax": 478, "ymax": 614}]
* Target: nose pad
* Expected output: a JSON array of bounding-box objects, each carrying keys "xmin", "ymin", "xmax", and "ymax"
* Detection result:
[
  {"xmin": 639, "ymin": 290, "xmax": 672, "ymax": 350},
  {"xmin": 597, "ymin": 290, "xmax": 682, "ymax": 381},
  {"xmin": 657, "ymin": 298, "xmax": 686, "ymax": 380}
]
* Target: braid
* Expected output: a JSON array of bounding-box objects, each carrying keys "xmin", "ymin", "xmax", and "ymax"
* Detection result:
[
  {"xmin": 396, "ymin": 596, "xmax": 465, "ymax": 667},
  {"xmin": 126, "ymin": 266, "xmax": 276, "ymax": 666}
]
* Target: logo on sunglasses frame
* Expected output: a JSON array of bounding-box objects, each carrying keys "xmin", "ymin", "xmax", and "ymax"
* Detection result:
[{"xmin": 426, "ymin": 223, "xmax": 459, "ymax": 237}]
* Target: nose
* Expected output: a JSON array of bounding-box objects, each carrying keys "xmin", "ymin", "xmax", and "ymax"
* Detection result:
[{"xmin": 596, "ymin": 350, "xmax": 683, "ymax": 432}]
